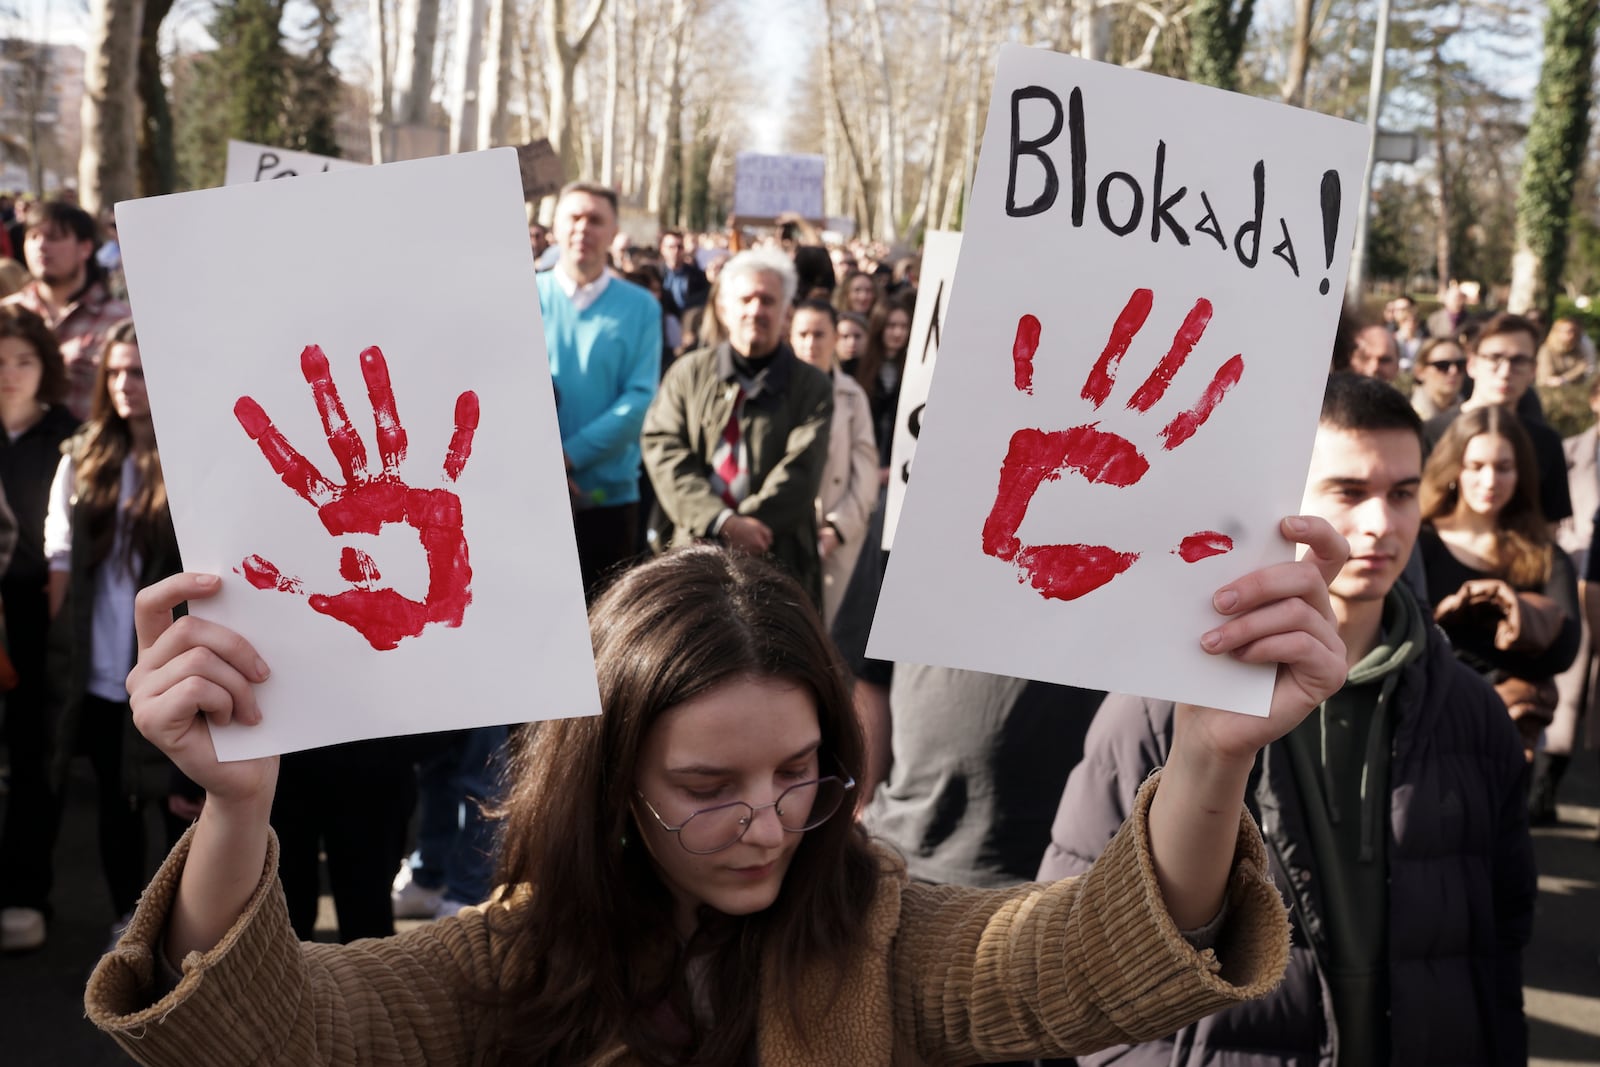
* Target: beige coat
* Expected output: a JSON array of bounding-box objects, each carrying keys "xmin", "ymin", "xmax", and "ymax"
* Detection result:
[
  {"xmin": 817, "ymin": 370, "xmax": 880, "ymax": 626},
  {"xmin": 87, "ymin": 774, "xmax": 1291, "ymax": 1067},
  {"xmin": 1554, "ymin": 426, "xmax": 1600, "ymax": 753}
]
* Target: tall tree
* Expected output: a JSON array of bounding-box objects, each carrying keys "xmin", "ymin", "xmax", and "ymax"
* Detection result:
[
  {"xmin": 290, "ymin": 0, "xmax": 342, "ymax": 156},
  {"xmin": 80, "ymin": 0, "xmax": 143, "ymax": 215},
  {"xmin": 392, "ymin": 0, "xmax": 442, "ymax": 125},
  {"xmin": 539, "ymin": 0, "xmax": 609, "ymax": 177},
  {"xmin": 174, "ymin": 0, "xmax": 295, "ymax": 188},
  {"xmin": 1188, "ymin": 0, "xmax": 1257, "ymax": 89},
  {"xmin": 136, "ymin": 0, "xmax": 178, "ymax": 196},
  {"xmin": 1508, "ymin": 0, "xmax": 1600, "ymax": 314}
]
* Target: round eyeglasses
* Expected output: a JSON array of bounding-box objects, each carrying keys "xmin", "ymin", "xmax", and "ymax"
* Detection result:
[{"xmin": 636, "ymin": 773, "xmax": 857, "ymax": 854}]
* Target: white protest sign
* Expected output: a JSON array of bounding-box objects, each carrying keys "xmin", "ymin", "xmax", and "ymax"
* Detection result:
[
  {"xmin": 869, "ymin": 47, "xmax": 1368, "ymax": 716},
  {"xmin": 117, "ymin": 149, "xmax": 599, "ymax": 759},
  {"xmin": 882, "ymin": 230, "xmax": 960, "ymax": 549},
  {"xmin": 224, "ymin": 139, "xmax": 363, "ymax": 185},
  {"xmin": 733, "ymin": 153, "xmax": 825, "ymax": 220}
]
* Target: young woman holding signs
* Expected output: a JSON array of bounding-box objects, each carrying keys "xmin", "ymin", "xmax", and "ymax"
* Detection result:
[{"xmin": 88, "ymin": 524, "xmax": 1347, "ymax": 1065}]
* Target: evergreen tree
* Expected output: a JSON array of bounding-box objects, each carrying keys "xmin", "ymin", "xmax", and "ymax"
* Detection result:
[
  {"xmin": 1513, "ymin": 0, "xmax": 1600, "ymax": 315},
  {"xmin": 1187, "ymin": 0, "xmax": 1256, "ymax": 91},
  {"xmin": 175, "ymin": 0, "xmax": 291, "ymax": 189},
  {"xmin": 288, "ymin": 0, "xmax": 343, "ymax": 157}
]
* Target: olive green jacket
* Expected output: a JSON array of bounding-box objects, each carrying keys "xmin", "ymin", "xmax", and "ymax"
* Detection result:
[{"xmin": 642, "ymin": 342, "xmax": 833, "ymax": 604}]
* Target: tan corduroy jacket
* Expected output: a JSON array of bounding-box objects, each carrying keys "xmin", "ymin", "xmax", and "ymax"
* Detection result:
[{"xmin": 86, "ymin": 774, "xmax": 1290, "ymax": 1067}]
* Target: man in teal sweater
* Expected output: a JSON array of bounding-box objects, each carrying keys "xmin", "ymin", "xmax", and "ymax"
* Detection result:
[{"xmin": 536, "ymin": 182, "xmax": 662, "ymax": 596}]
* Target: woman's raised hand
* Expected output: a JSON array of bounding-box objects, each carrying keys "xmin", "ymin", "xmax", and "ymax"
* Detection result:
[{"xmin": 128, "ymin": 573, "xmax": 279, "ymax": 807}]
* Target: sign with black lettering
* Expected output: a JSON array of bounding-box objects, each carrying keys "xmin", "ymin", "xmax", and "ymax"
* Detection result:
[
  {"xmin": 224, "ymin": 140, "xmax": 362, "ymax": 186},
  {"xmin": 883, "ymin": 230, "xmax": 960, "ymax": 549},
  {"xmin": 869, "ymin": 46, "xmax": 1367, "ymax": 716}
]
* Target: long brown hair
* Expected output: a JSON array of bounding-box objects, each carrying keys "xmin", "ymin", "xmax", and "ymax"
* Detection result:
[
  {"xmin": 1420, "ymin": 405, "xmax": 1550, "ymax": 588},
  {"xmin": 489, "ymin": 547, "xmax": 880, "ymax": 1064},
  {"xmin": 853, "ymin": 295, "xmax": 913, "ymax": 401},
  {"xmin": 0, "ymin": 302, "xmax": 66, "ymax": 404},
  {"xmin": 73, "ymin": 320, "xmax": 168, "ymax": 571}
]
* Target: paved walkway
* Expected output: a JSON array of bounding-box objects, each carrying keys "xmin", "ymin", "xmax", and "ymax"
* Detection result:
[{"xmin": 3, "ymin": 751, "xmax": 1598, "ymax": 1064}]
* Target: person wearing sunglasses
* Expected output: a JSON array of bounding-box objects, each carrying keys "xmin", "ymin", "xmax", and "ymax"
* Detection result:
[
  {"xmin": 87, "ymin": 537, "xmax": 1349, "ymax": 1065},
  {"xmin": 1423, "ymin": 313, "xmax": 1572, "ymax": 531},
  {"xmin": 1410, "ymin": 336, "xmax": 1468, "ymax": 421}
]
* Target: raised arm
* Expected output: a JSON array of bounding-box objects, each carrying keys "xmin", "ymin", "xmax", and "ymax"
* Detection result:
[
  {"xmin": 1150, "ymin": 515, "xmax": 1348, "ymax": 929},
  {"xmin": 125, "ymin": 572, "xmax": 278, "ymax": 963}
]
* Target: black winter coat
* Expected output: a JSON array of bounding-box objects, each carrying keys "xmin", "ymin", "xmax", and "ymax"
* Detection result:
[{"xmin": 1038, "ymin": 623, "xmax": 1536, "ymax": 1067}]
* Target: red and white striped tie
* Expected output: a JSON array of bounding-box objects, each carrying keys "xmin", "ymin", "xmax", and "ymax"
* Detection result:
[{"xmin": 709, "ymin": 386, "xmax": 748, "ymax": 508}]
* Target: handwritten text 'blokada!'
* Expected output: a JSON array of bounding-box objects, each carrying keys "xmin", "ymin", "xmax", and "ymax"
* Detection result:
[{"xmin": 1006, "ymin": 85, "xmax": 1345, "ymax": 296}]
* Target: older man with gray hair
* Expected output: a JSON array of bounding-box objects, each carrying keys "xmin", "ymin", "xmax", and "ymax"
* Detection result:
[{"xmin": 641, "ymin": 247, "xmax": 834, "ymax": 604}]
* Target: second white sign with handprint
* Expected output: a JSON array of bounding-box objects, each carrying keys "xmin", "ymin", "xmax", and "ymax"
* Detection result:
[
  {"xmin": 869, "ymin": 47, "xmax": 1369, "ymax": 715},
  {"xmin": 117, "ymin": 149, "xmax": 599, "ymax": 759}
]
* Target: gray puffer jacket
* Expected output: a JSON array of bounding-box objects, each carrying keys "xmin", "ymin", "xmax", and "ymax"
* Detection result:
[{"xmin": 1038, "ymin": 612, "xmax": 1535, "ymax": 1067}]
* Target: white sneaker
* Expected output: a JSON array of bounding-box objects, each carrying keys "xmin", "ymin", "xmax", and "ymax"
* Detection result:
[
  {"xmin": 392, "ymin": 868, "xmax": 445, "ymax": 920},
  {"xmin": 0, "ymin": 907, "xmax": 45, "ymax": 952}
]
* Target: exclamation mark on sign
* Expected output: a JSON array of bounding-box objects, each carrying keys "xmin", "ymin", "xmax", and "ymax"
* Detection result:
[
  {"xmin": 1318, "ymin": 170, "xmax": 1341, "ymax": 296},
  {"xmin": 1014, "ymin": 314, "xmax": 1041, "ymax": 394}
]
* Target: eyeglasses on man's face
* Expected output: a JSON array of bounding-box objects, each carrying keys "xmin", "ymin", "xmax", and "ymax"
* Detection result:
[
  {"xmin": 1474, "ymin": 350, "xmax": 1534, "ymax": 373},
  {"xmin": 636, "ymin": 772, "xmax": 857, "ymax": 855}
]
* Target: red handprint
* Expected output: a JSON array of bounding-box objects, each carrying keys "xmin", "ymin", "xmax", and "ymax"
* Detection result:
[
  {"xmin": 981, "ymin": 288, "xmax": 1243, "ymax": 602},
  {"xmin": 233, "ymin": 344, "xmax": 480, "ymax": 650}
]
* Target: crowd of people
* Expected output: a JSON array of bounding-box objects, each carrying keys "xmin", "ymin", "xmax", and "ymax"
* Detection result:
[
  {"xmin": 0, "ymin": 180, "xmax": 1587, "ymax": 1065},
  {"xmin": 1340, "ymin": 287, "xmax": 1600, "ymax": 825}
]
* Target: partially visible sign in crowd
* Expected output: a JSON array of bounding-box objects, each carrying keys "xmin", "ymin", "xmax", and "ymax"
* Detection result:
[
  {"xmin": 224, "ymin": 140, "xmax": 363, "ymax": 185},
  {"xmin": 883, "ymin": 230, "xmax": 960, "ymax": 549},
  {"xmin": 733, "ymin": 152, "xmax": 825, "ymax": 222}
]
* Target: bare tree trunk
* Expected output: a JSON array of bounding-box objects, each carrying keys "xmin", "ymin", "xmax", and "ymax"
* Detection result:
[
  {"xmin": 630, "ymin": 17, "xmax": 657, "ymax": 198},
  {"xmin": 601, "ymin": 3, "xmax": 619, "ymax": 186},
  {"xmin": 541, "ymin": 0, "xmax": 609, "ymax": 177},
  {"xmin": 517, "ymin": 14, "xmax": 540, "ymax": 141},
  {"xmin": 80, "ymin": 0, "xmax": 143, "ymax": 215},
  {"xmin": 450, "ymin": 0, "xmax": 486, "ymax": 152},
  {"xmin": 477, "ymin": 0, "xmax": 514, "ymax": 146},
  {"xmin": 1432, "ymin": 40, "xmax": 1453, "ymax": 289},
  {"xmin": 1282, "ymin": 0, "xmax": 1313, "ymax": 105},
  {"xmin": 1072, "ymin": 0, "xmax": 1109, "ymax": 59},
  {"xmin": 135, "ymin": 0, "xmax": 177, "ymax": 197},
  {"xmin": 648, "ymin": 0, "xmax": 689, "ymax": 217},
  {"xmin": 823, "ymin": 0, "xmax": 875, "ymax": 236},
  {"xmin": 860, "ymin": 0, "xmax": 901, "ymax": 240},
  {"xmin": 370, "ymin": 0, "xmax": 392, "ymax": 162},
  {"xmin": 392, "ymin": 0, "xmax": 440, "ymax": 124}
]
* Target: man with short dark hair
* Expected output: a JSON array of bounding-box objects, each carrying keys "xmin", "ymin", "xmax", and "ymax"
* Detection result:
[
  {"xmin": 2, "ymin": 200, "xmax": 129, "ymax": 420},
  {"xmin": 641, "ymin": 247, "xmax": 833, "ymax": 604},
  {"xmin": 536, "ymin": 181, "xmax": 662, "ymax": 595},
  {"xmin": 1043, "ymin": 373, "xmax": 1536, "ymax": 1067},
  {"xmin": 1423, "ymin": 312, "xmax": 1572, "ymax": 525},
  {"xmin": 658, "ymin": 229, "xmax": 708, "ymax": 315}
]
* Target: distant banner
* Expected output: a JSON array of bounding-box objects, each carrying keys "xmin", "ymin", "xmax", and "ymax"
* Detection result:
[
  {"xmin": 733, "ymin": 153, "xmax": 824, "ymax": 221},
  {"xmin": 224, "ymin": 140, "xmax": 362, "ymax": 185}
]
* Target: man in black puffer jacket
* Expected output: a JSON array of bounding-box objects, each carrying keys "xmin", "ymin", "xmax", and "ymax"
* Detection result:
[{"xmin": 1040, "ymin": 373, "xmax": 1536, "ymax": 1067}]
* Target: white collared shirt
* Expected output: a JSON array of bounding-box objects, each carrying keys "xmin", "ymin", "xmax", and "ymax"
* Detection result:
[{"xmin": 554, "ymin": 265, "xmax": 612, "ymax": 312}]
